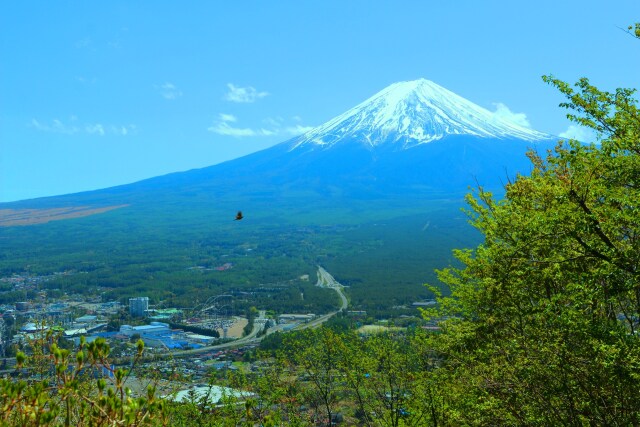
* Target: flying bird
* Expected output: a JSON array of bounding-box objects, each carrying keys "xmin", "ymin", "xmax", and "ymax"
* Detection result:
[{"xmin": 235, "ymin": 211, "xmax": 243, "ymax": 221}]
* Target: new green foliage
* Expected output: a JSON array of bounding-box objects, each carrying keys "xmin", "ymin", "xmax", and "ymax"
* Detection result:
[
  {"xmin": 425, "ymin": 71, "xmax": 640, "ymax": 424},
  {"xmin": 1, "ymin": 333, "xmax": 165, "ymax": 426}
]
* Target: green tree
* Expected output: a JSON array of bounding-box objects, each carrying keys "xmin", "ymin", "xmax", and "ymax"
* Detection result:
[
  {"xmin": 224, "ymin": 361, "xmax": 310, "ymax": 426},
  {"xmin": 425, "ymin": 71, "xmax": 640, "ymax": 424},
  {"xmin": 0, "ymin": 333, "xmax": 165, "ymax": 426},
  {"xmin": 283, "ymin": 327, "xmax": 345, "ymax": 425},
  {"xmin": 339, "ymin": 331, "xmax": 443, "ymax": 427}
]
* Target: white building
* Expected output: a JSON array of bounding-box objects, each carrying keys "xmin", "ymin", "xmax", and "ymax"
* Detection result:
[
  {"xmin": 129, "ymin": 297, "xmax": 149, "ymax": 317},
  {"xmin": 164, "ymin": 385, "xmax": 252, "ymax": 406},
  {"xmin": 119, "ymin": 322, "xmax": 169, "ymax": 336}
]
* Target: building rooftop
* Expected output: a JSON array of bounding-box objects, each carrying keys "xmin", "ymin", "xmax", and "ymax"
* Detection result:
[{"xmin": 164, "ymin": 385, "xmax": 250, "ymax": 405}]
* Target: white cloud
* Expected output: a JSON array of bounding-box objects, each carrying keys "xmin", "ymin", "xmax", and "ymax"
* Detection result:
[
  {"xmin": 111, "ymin": 125, "xmax": 137, "ymax": 136},
  {"xmin": 219, "ymin": 113, "xmax": 237, "ymax": 123},
  {"xmin": 159, "ymin": 82, "xmax": 183, "ymax": 100},
  {"xmin": 31, "ymin": 119, "xmax": 78, "ymax": 134},
  {"xmin": 76, "ymin": 76, "xmax": 97, "ymax": 85},
  {"xmin": 262, "ymin": 116, "xmax": 314, "ymax": 135},
  {"xmin": 85, "ymin": 124, "xmax": 105, "ymax": 136},
  {"xmin": 208, "ymin": 121, "xmax": 275, "ymax": 137},
  {"xmin": 492, "ymin": 103, "xmax": 531, "ymax": 128},
  {"xmin": 559, "ymin": 124, "xmax": 596, "ymax": 142},
  {"xmin": 31, "ymin": 117, "xmax": 134, "ymax": 137},
  {"xmin": 124, "ymin": 124, "xmax": 137, "ymax": 135},
  {"xmin": 224, "ymin": 83, "xmax": 269, "ymax": 103},
  {"xmin": 262, "ymin": 117, "xmax": 283, "ymax": 127},
  {"xmin": 284, "ymin": 125, "xmax": 315, "ymax": 135},
  {"xmin": 208, "ymin": 113, "xmax": 314, "ymax": 138},
  {"xmin": 74, "ymin": 37, "xmax": 92, "ymax": 49}
]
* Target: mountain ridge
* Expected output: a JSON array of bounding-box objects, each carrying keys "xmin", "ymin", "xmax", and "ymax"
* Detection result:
[{"xmin": 290, "ymin": 78, "xmax": 552, "ymax": 150}]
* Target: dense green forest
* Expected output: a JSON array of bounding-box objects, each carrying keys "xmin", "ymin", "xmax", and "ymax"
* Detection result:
[{"xmin": 0, "ymin": 195, "xmax": 476, "ymax": 316}]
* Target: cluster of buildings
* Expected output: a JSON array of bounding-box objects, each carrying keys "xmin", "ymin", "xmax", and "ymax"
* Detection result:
[
  {"xmin": 128, "ymin": 297, "xmax": 183, "ymax": 321},
  {"xmin": 117, "ymin": 322, "xmax": 217, "ymax": 349},
  {"xmin": 2, "ymin": 300, "xmax": 121, "ymax": 345}
]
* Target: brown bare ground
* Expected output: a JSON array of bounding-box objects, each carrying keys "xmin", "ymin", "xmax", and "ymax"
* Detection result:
[
  {"xmin": 217, "ymin": 317, "xmax": 248, "ymax": 339},
  {"xmin": 0, "ymin": 205, "xmax": 129, "ymax": 226}
]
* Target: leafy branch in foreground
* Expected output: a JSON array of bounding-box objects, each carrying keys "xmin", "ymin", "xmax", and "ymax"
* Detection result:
[
  {"xmin": 425, "ymin": 68, "xmax": 640, "ymax": 424},
  {"xmin": 1, "ymin": 331, "xmax": 166, "ymax": 426}
]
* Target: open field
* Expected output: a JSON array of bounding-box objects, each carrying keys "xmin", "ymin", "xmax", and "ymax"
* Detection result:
[
  {"xmin": 218, "ymin": 317, "xmax": 248, "ymax": 338},
  {"xmin": 357, "ymin": 324, "xmax": 403, "ymax": 334},
  {"xmin": 0, "ymin": 205, "xmax": 128, "ymax": 226}
]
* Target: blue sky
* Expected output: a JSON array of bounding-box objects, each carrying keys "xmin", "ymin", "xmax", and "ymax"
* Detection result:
[{"xmin": 1, "ymin": 1, "xmax": 639, "ymax": 202}]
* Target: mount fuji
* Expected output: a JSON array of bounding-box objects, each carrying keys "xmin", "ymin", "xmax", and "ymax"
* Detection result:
[
  {"xmin": 292, "ymin": 78, "xmax": 549, "ymax": 149},
  {"xmin": 6, "ymin": 78, "xmax": 557, "ymax": 209},
  {"xmin": 0, "ymin": 79, "xmax": 560, "ymax": 311}
]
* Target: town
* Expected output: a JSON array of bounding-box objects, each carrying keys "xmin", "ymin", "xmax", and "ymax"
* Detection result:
[{"xmin": 0, "ymin": 271, "xmax": 328, "ymax": 389}]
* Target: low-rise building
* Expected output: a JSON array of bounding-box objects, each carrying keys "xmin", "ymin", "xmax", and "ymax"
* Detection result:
[
  {"xmin": 120, "ymin": 322, "xmax": 169, "ymax": 336},
  {"xmin": 278, "ymin": 313, "xmax": 315, "ymax": 322}
]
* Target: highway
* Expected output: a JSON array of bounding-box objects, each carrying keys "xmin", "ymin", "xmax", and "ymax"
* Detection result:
[
  {"xmin": 293, "ymin": 266, "xmax": 348, "ymax": 330},
  {"xmin": 315, "ymin": 266, "xmax": 348, "ymax": 311}
]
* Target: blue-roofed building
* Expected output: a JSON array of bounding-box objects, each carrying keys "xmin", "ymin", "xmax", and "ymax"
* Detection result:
[{"xmin": 120, "ymin": 322, "xmax": 169, "ymax": 336}]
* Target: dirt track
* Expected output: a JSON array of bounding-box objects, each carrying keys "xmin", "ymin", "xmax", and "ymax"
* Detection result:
[{"xmin": 0, "ymin": 205, "xmax": 128, "ymax": 226}]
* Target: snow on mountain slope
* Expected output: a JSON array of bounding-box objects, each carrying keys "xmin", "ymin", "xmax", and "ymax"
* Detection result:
[{"xmin": 290, "ymin": 78, "xmax": 552, "ymax": 150}]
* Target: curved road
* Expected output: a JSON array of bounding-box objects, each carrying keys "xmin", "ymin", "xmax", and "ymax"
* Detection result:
[
  {"xmin": 294, "ymin": 266, "xmax": 348, "ymax": 330},
  {"xmin": 316, "ymin": 266, "xmax": 348, "ymax": 311}
]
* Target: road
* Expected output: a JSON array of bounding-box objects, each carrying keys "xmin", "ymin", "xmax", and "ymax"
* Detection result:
[
  {"xmin": 294, "ymin": 266, "xmax": 348, "ymax": 330},
  {"xmin": 315, "ymin": 266, "xmax": 348, "ymax": 311}
]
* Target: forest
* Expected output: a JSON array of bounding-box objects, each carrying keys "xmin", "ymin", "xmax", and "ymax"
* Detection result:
[{"xmin": 0, "ymin": 191, "xmax": 476, "ymax": 317}]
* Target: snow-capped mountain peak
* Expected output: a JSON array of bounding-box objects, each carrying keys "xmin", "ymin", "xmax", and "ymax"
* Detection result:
[{"xmin": 291, "ymin": 78, "xmax": 551, "ymax": 150}]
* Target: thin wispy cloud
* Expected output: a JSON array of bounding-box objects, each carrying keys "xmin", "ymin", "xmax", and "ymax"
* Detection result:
[
  {"xmin": 284, "ymin": 124, "xmax": 315, "ymax": 135},
  {"xmin": 224, "ymin": 83, "xmax": 269, "ymax": 103},
  {"xmin": 74, "ymin": 37, "xmax": 92, "ymax": 49},
  {"xmin": 107, "ymin": 39, "xmax": 122, "ymax": 49},
  {"xmin": 158, "ymin": 82, "xmax": 183, "ymax": 100},
  {"xmin": 492, "ymin": 103, "xmax": 531, "ymax": 128},
  {"xmin": 85, "ymin": 124, "xmax": 105, "ymax": 136},
  {"xmin": 209, "ymin": 122, "xmax": 275, "ymax": 137},
  {"xmin": 208, "ymin": 113, "xmax": 275, "ymax": 137},
  {"xmin": 76, "ymin": 76, "xmax": 97, "ymax": 85},
  {"xmin": 112, "ymin": 125, "xmax": 136, "ymax": 136},
  {"xmin": 208, "ymin": 114, "xmax": 314, "ymax": 138},
  {"xmin": 262, "ymin": 117, "xmax": 283, "ymax": 127},
  {"xmin": 264, "ymin": 116, "xmax": 315, "ymax": 136},
  {"xmin": 31, "ymin": 117, "xmax": 136, "ymax": 136},
  {"xmin": 559, "ymin": 124, "xmax": 596, "ymax": 142},
  {"xmin": 219, "ymin": 113, "xmax": 237, "ymax": 123},
  {"xmin": 31, "ymin": 119, "xmax": 79, "ymax": 134}
]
